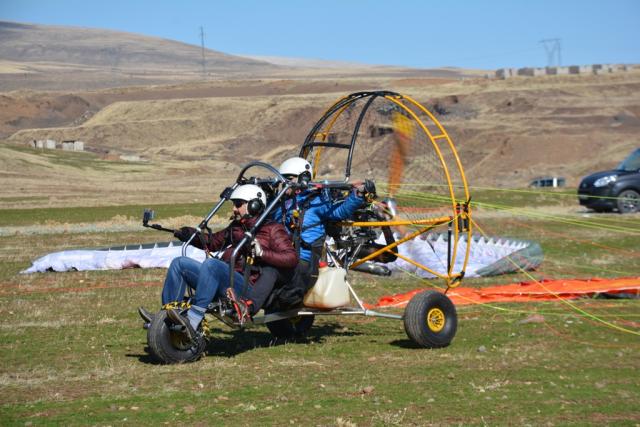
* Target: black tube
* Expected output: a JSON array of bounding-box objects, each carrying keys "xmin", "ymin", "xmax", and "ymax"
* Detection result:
[
  {"xmin": 345, "ymin": 94, "xmax": 377, "ymax": 178},
  {"xmin": 447, "ymin": 223, "xmax": 452, "ymax": 275}
]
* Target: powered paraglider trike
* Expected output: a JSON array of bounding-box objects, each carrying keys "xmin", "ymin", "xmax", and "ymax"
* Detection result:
[{"xmin": 143, "ymin": 91, "xmax": 472, "ymax": 364}]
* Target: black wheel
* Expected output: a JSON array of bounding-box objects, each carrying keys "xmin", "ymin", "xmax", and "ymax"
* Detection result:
[
  {"xmin": 403, "ymin": 291, "xmax": 457, "ymax": 348},
  {"xmin": 616, "ymin": 189, "xmax": 640, "ymax": 214},
  {"xmin": 147, "ymin": 310, "xmax": 206, "ymax": 364},
  {"xmin": 265, "ymin": 314, "xmax": 315, "ymax": 339}
]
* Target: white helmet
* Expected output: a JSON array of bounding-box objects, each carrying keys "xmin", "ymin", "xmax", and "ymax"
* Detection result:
[
  {"xmin": 279, "ymin": 157, "xmax": 311, "ymax": 177},
  {"xmin": 230, "ymin": 184, "xmax": 266, "ymax": 216}
]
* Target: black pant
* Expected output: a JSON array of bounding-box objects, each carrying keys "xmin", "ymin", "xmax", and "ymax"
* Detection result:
[
  {"xmin": 251, "ymin": 265, "xmax": 294, "ymax": 311},
  {"xmin": 259, "ymin": 260, "xmax": 311, "ymax": 312}
]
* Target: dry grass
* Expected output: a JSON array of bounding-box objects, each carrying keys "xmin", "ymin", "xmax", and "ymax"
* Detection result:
[{"xmin": 0, "ymin": 200, "xmax": 639, "ymax": 425}]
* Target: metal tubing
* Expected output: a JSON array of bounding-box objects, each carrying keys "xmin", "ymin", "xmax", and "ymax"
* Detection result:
[
  {"xmin": 182, "ymin": 188, "xmax": 236, "ymax": 257},
  {"xmin": 349, "ymin": 223, "xmax": 443, "ymax": 269},
  {"xmin": 252, "ymin": 307, "xmax": 403, "ymax": 324},
  {"xmin": 344, "ymin": 94, "xmax": 378, "ymax": 178},
  {"xmin": 363, "ymin": 310, "xmax": 403, "ymax": 320},
  {"xmin": 447, "ymin": 223, "xmax": 452, "ymax": 275}
]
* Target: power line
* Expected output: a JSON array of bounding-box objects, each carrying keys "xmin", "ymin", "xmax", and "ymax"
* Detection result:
[
  {"xmin": 199, "ymin": 26, "xmax": 206, "ymax": 77},
  {"xmin": 539, "ymin": 38, "xmax": 562, "ymax": 67}
]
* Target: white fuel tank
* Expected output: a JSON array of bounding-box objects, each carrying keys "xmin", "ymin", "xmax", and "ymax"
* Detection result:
[{"xmin": 303, "ymin": 263, "xmax": 350, "ymax": 309}]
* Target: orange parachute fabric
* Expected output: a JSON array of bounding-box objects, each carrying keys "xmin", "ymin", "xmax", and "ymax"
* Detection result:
[{"xmin": 369, "ymin": 277, "xmax": 640, "ymax": 308}]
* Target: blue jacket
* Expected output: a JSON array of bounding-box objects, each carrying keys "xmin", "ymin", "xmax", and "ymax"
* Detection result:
[{"xmin": 273, "ymin": 189, "xmax": 364, "ymax": 262}]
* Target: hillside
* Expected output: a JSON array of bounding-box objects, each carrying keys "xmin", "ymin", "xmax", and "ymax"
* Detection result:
[
  {"xmin": 0, "ymin": 21, "xmax": 484, "ymax": 91},
  {"xmin": 0, "ymin": 21, "xmax": 274, "ymax": 72},
  {"xmin": 0, "ymin": 21, "xmax": 279, "ymax": 70},
  {"xmin": 3, "ymin": 70, "xmax": 640, "ymax": 209},
  {"xmin": 0, "ymin": 21, "xmax": 282, "ymax": 91}
]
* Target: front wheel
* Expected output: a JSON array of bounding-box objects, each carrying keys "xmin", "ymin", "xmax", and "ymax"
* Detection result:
[
  {"xmin": 404, "ymin": 291, "xmax": 457, "ymax": 348},
  {"xmin": 147, "ymin": 310, "xmax": 206, "ymax": 364},
  {"xmin": 265, "ymin": 314, "xmax": 315, "ymax": 339},
  {"xmin": 617, "ymin": 189, "xmax": 640, "ymax": 214}
]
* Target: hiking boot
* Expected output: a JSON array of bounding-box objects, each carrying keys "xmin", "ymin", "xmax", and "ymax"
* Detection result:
[
  {"xmin": 166, "ymin": 309, "xmax": 197, "ymax": 344},
  {"xmin": 138, "ymin": 306, "xmax": 154, "ymax": 323},
  {"xmin": 235, "ymin": 299, "xmax": 252, "ymax": 325},
  {"xmin": 225, "ymin": 288, "xmax": 252, "ymax": 325}
]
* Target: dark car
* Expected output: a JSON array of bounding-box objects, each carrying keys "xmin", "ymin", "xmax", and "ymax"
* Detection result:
[{"xmin": 578, "ymin": 148, "xmax": 640, "ymax": 213}]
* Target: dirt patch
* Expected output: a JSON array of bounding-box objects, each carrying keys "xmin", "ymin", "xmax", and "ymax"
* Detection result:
[{"xmin": 0, "ymin": 92, "xmax": 94, "ymax": 137}]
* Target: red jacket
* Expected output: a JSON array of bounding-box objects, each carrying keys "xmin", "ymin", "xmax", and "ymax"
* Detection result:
[{"xmin": 191, "ymin": 217, "xmax": 298, "ymax": 284}]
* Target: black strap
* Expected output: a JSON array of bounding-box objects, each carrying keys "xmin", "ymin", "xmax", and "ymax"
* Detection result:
[{"xmin": 291, "ymin": 193, "xmax": 315, "ymax": 256}]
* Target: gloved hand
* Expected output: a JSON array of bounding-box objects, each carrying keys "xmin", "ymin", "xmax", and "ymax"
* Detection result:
[
  {"xmin": 376, "ymin": 197, "xmax": 398, "ymax": 220},
  {"xmin": 251, "ymin": 239, "xmax": 264, "ymax": 258},
  {"xmin": 356, "ymin": 179, "xmax": 377, "ymax": 200},
  {"xmin": 174, "ymin": 226, "xmax": 197, "ymax": 242}
]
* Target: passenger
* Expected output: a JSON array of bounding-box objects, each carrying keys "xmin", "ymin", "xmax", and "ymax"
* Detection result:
[
  {"xmin": 260, "ymin": 157, "xmax": 375, "ymax": 310},
  {"xmin": 138, "ymin": 184, "xmax": 298, "ymax": 341}
]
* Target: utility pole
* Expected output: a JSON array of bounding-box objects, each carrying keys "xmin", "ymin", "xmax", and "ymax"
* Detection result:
[
  {"xmin": 539, "ymin": 38, "xmax": 562, "ymax": 67},
  {"xmin": 199, "ymin": 26, "xmax": 206, "ymax": 77}
]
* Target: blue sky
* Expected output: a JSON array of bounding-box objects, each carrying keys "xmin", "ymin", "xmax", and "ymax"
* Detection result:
[{"xmin": 1, "ymin": 0, "xmax": 638, "ymax": 70}]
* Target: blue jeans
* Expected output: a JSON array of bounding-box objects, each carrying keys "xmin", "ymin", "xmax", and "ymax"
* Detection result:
[{"xmin": 161, "ymin": 256, "xmax": 249, "ymax": 310}]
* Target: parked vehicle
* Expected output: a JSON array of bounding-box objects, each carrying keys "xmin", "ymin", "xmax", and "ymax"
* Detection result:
[{"xmin": 577, "ymin": 148, "xmax": 640, "ymax": 213}]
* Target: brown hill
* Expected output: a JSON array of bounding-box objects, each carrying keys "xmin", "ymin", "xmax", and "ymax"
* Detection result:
[
  {"xmin": 0, "ymin": 21, "xmax": 283, "ymax": 91},
  {"xmin": 3, "ymin": 71, "xmax": 640, "ymax": 210},
  {"xmin": 0, "ymin": 21, "xmax": 274, "ymax": 71},
  {"xmin": 0, "ymin": 21, "xmax": 484, "ymax": 91}
]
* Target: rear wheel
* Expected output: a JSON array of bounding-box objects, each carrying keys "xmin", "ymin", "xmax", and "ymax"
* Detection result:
[
  {"xmin": 265, "ymin": 315, "xmax": 315, "ymax": 339},
  {"xmin": 617, "ymin": 189, "xmax": 640, "ymax": 214},
  {"xmin": 404, "ymin": 291, "xmax": 457, "ymax": 348},
  {"xmin": 147, "ymin": 310, "xmax": 206, "ymax": 364}
]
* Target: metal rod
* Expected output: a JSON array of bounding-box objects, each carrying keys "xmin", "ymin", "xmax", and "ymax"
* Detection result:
[
  {"xmin": 447, "ymin": 222, "xmax": 452, "ymax": 275},
  {"xmin": 252, "ymin": 307, "xmax": 403, "ymax": 324},
  {"xmin": 182, "ymin": 191, "xmax": 235, "ymax": 257},
  {"xmin": 233, "ymin": 182, "xmax": 293, "ymax": 299},
  {"xmin": 345, "ymin": 94, "xmax": 377, "ymax": 178}
]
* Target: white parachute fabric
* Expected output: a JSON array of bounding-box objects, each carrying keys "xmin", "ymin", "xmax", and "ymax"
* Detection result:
[
  {"xmin": 375, "ymin": 233, "xmax": 541, "ymax": 278},
  {"xmin": 21, "ymin": 242, "xmax": 206, "ymax": 274},
  {"xmin": 21, "ymin": 235, "xmax": 542, "ymax": 277}
]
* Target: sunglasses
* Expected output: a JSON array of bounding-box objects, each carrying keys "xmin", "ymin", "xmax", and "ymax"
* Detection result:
[{"xmin": 231, "ymin": 200, "xmax": 246, "ymax": 208}]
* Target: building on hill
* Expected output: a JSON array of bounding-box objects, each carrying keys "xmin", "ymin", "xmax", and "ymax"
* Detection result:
[
  {"xmin": 61, "ymin": 140, "xmax": 84, "ymax": 151},
  {"xmin": 546, "ymin": 66, "xmax": 570, "ymax": 75},
  {"xmin": 496, "ymin": 68, "xmax": 517, "ymax": 79},
  {"xmin": 517, "ymin": 67, "xmax": 545, "ymax": 77},
  {"xmin": 496, "ymin": 63, "xmax": 631, "ymax": 79},
  {"xmin": 30, "ymin": 139, "xmax": 57, "ymax": 149}
]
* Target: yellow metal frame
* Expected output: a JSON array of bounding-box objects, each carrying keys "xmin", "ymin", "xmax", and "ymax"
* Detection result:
[
  {"xmin": 305, "ymin": 93, "xmax": 472, "ymax": 289},
  {"xmin": 310, "ymin": 98, "xmax": 350, "ymax": 180}
]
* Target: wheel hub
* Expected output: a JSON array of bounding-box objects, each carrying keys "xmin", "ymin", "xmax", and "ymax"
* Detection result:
[
  {"xmin": 427, "ymin": 308, "xmax": 445, "ymax": 332},
  {"xmin": 621, "ymin": 193, "xmax": 639, "ymax": 212}
]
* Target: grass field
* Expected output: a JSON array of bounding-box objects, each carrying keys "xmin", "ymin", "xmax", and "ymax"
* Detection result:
[{"xmin": 0, "ymin": 190, "xmax": 639, "ymax": 426}]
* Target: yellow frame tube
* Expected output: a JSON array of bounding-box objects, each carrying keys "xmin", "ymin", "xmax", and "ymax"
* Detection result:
[
  {"xmin": 349, "ymin": 223, "xmax": 440, "ymax": 269},
  {"xmin": 383, "ymin": 95, "xmax": 461, "ymax": 276},
  {"xmin": 387, "ymin": 250, "xmax": 448, "ymax": 281},
  {"xmin": 343, "ymin": 215, "xmax": 451, "ymax": 228},
  {"xmin": 399, "ymin": 94, "xmax": 473, "ymax": 279}
]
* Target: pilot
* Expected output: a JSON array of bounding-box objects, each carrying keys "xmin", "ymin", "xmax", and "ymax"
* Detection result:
[{"xmin": 261, "ymin": 157, "xmax": 374, "ymax": 309}]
